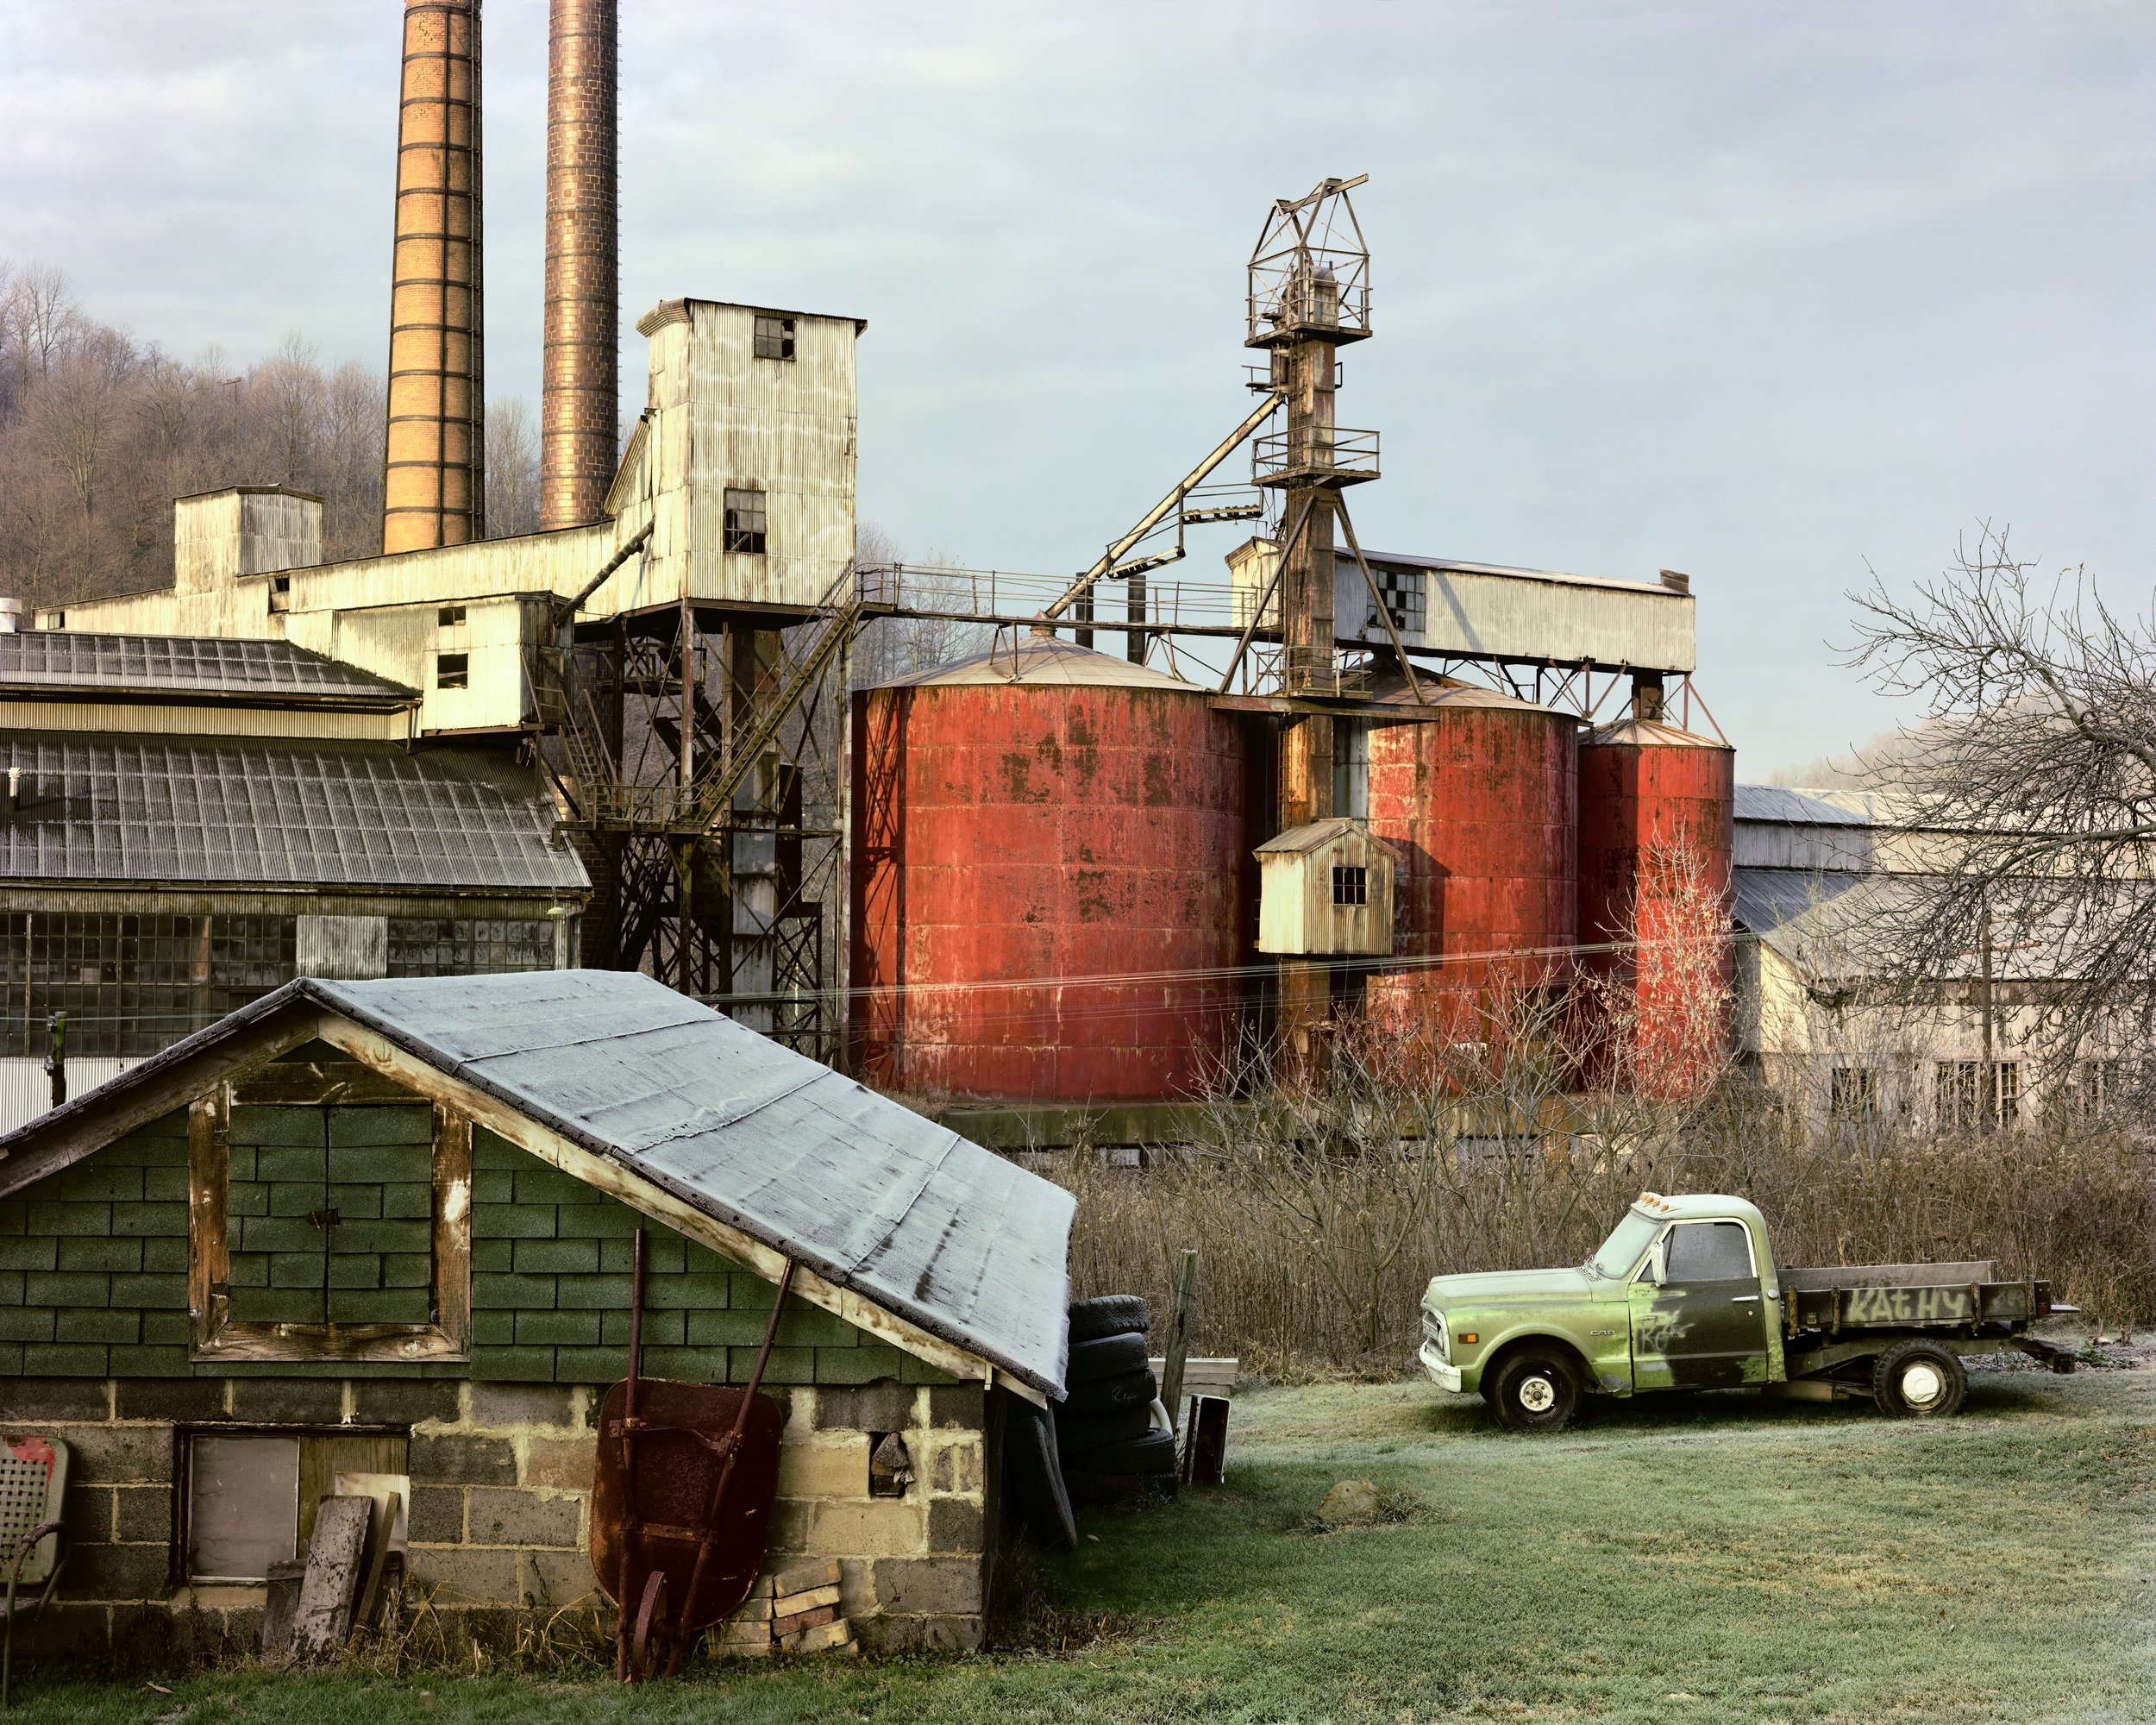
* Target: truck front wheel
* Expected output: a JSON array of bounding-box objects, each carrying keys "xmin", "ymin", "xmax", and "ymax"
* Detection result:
[
  {"xmin": 1489, "ymin": 1348, "xmax": 1583, "ymax": 1433},
  {"xmin": 1871, "ymin": 1340, "xmax": 1967, "ymax": 1418}
]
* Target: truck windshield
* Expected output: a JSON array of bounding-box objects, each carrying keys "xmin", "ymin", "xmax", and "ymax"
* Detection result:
[{"xmin": 1588, "ymin": 1210, "xmax": 1661, "ymax": 1279}]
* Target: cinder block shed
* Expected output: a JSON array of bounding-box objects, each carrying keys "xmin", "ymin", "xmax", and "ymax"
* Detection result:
[{"xmin": 0, "ymin": 969, "xmax": 1073, "ymax": 1659}]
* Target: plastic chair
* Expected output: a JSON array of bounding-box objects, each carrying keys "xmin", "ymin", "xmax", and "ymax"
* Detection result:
[{"xmin": 0, "ymin": 1437, "xmax": 70, "ymax": 1709}]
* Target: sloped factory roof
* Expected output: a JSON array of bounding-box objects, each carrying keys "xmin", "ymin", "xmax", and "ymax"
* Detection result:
[
  {"xmin": 0, "ymin": 971, "xmax": 1072, "ymax": 1397},
  {"xmin": 1583, "ymin": 717, "xmax": 1728, "ymax": 750},
  {"xmin": 0, "ymin": 631, "xmax": 417, "ymax": 708},
  {"xmin": 0, "ymin": 733, "xmax": 588, "ymax": 891}
]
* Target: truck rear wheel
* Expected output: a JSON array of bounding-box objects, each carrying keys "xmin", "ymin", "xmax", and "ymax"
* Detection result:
[
  {"xmin": 1871, "ymin": 1340, "xmax": 1967, "ymax": 1418},
  {"xmin": 1489, "ymin": 1348, "xmax": 1583, "ymax": 1433}
]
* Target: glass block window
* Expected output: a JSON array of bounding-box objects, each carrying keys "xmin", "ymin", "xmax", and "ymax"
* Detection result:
[{"xmin": 386, "ymin": 917, "xmax": 555, "ymax": 978}]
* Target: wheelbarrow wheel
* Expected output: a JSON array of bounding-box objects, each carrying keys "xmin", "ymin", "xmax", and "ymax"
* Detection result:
[{"xmin": 632, "ymin": 1569, "xmax": 668, "ymax": 1680}]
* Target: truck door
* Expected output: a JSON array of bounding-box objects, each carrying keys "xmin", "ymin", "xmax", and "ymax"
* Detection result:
[{"xmin": 1629, "ymin": 1220, "xmax": 1768, "ymax": 1390}]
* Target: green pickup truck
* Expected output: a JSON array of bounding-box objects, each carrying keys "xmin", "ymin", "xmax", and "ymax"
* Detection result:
[{"xmin": 1419, "ymin": 1192, "xmax": 2073, "ymax": 1432}]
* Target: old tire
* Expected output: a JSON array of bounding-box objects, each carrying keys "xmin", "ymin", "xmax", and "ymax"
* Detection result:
[
  {"xmin": 1072, "ymin": 1427, "xmax": 1178, "ymax": 1477},
  {"xmin": 1068, "ymin": 1330, "xmax": 1150, "ymax": 1385},
  {"xmin": 1064, "ymin": 1464, "xmax": 1178, "ymax": 1506},
  {"xmin": 1056, "ymin": 1403, "xmax": 1152, "ymax": 1456},
  {"xmin": 1063, "ymin": 1366, "xmax": 1158, "ymax": 1416},
  {"xmin": 1489, "ymin": 1347, "xmax": 1584, "ymax": 1433},
  {"xmin": 1068, "ymin": 1295, "xmax": 1150, "ymax": 1343},
  {"xmin": 1872, "ymin": 1340, "xmax": 1967, "ymax": 1418},
  {"xmin": 1003, "ymin": 1396, "xmax": 1078, "ymax": 1550}
]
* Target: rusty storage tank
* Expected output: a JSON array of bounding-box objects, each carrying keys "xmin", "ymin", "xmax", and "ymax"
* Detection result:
[
  {"xmin": 849, "ymin": 631, "xmax": 1248, "ymax": 1105},
  {"xmin": 1361, "ymin": 681, "xmax": 1579, "ymax": 1045},
  {"xmin": 1576, "ymin": 716, "xmax": 1735, "ymax": 1096}
]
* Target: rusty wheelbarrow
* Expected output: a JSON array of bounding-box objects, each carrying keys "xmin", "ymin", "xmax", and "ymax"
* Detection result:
[{"xmin": 589, "ymin": 1229, "xmax": 795, "ymax": 1679}]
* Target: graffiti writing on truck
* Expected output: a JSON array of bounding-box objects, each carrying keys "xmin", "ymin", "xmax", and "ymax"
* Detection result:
[{"xmin": 1843, "ymin": 1286, "xmax": 1976, "ymax": 1325}]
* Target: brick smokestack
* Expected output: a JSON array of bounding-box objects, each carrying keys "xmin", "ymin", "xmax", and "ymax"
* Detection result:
[
  {"xmin": 540, "ymin": 0, "xmax": 617, "ymax": 530},
  {"xmin": 383, "ymin": 0, "xmax": 486, "ymax": 555}
]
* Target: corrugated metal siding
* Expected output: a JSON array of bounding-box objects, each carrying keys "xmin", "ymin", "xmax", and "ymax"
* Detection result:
[{"xmin": 0, "ymin": 1057, "xmax": 136, "ymax": 1138}]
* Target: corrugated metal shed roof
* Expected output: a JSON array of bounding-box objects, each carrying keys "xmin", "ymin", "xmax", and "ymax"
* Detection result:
[
  {"xmin": 0, "ymin": 971, "xmax": 1070, "ymax": 1396},
  {"xmin": 1733, "ymin": 785, "xmax": 1873, "ymax": 825},
  {"xmin": 875, "ymin": 633, "xmax": 1200, "ymax": 693},
  {"xmin": 0, "ymin": 633, "xmax": 416, "ymax": 706},
  {"xmin": 1255, "ymin": 816, "xmax": 1399, "ymax": 857},
  {"xmin": 0, "ymin": 733, "xmax": 588, "ymax": 891}
]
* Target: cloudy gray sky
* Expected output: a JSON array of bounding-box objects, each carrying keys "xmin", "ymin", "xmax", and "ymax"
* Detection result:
[{"xmin": 3, "ymin": 0, "xmax": 2150, "ymax": 774}]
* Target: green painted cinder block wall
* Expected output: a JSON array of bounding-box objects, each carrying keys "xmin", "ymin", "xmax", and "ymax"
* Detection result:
[{"xmin": 0, "ymin": 1111, "xmax": 951, "ymax": 1389}]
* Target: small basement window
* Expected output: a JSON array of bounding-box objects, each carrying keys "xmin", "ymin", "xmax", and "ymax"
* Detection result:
[
  {"xmin": 724, "ymin": 488, "xmax": 768, "ymax": 555},
  {"xmin": 436, "ymin": 652, "xmax": 468, "ymax": 690},
  {"xmin": 437, "ymin": 605, "xmax": 466, "ymax": 627},
  {"xmin": 186, "ymin": 1430, "xmax": 408, "ymax": 1583},
  {"xmin": 753, "ymin": 314, "xmax": 796, "ymax": 361},
  {"xmin": 1332, "ymin": 864, "xmax": 1368, "ymax": 906},
  {"xmin": 868, "ymin": 1433, "xmax": 913, "ymax": 1499}
]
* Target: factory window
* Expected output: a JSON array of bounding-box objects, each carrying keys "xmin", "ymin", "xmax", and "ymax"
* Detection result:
[
  {"xmin": 0, "ymin": 911, "xmax": 296, "ymax": 1059},
  {"xmin": 1936, "ymin": 1059, "xmax": 2020, "ymax": 1132},
  {"xmin": 724, "ymin": 488, "xmax": 768, "ymax": 555},
  {"xmin": 2065, "ymin": 1058, "xmax": 2128, "ymax": 1120},
  {"xmin": 436, "ymin": 652, "xmax": 468, "ymax": 690},
  {"xmin": 437, "ymin": 605, "xmax": 466, "ymax": 628},
  {"xmin": 1332, "ymin": 864, "xmax": 1368, "ymax": 906},
  {"xmin": 1828, "ymin": 1064, "xmax": 1877, "ymax": 1122},
  {"xmin": 1368, "ymin": 564, "xmax": 1425, "ymax": 638},
  {"xmin": 754, "ymin": 314, "xmax": 796, "ymax": 361},
  {"xmin": 269, "ymin": 575, "xmax": 291, "ymax": 616},
  {"xmin": 386, "ymin": 917, "xmax": 555, "ymax": 978}
]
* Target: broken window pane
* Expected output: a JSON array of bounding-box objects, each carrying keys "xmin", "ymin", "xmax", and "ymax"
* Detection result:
[
  {"xmin": 724, "ymin": 489, "xmax": 768, "ymax": 555},
  {"xmin": 753, "ymin": 314, "xmax": 796, "ymax": 361}
]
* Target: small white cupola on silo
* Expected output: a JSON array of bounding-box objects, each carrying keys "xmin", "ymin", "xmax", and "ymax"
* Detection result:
[{"xmin": 1256, "ymin": 816, "xmax": 1397, "ymax": 957}]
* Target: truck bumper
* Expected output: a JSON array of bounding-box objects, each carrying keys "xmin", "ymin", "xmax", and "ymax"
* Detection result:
[{"xmin": 1418, "ymin": 1338, "xmax": 1463, "ymax": 1393}]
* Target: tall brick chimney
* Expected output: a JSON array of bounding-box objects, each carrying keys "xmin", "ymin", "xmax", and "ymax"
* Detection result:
[
  {"xmin": 540, "ymin": 0, "xmax": 618, "ymax": 530},
  {"xmin": 382, "ymin": 0, "xmax": 486, "ymax": 555}
]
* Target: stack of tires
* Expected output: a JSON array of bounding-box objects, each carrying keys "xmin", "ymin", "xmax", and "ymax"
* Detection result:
[
  {"xmin": 1057, "ymin": 1295, "xmax": 1178, "ymax": 1505},
  {"xmin": 1001, "ymin": 1294, "xmax": 1180, "ymax": 1552}
]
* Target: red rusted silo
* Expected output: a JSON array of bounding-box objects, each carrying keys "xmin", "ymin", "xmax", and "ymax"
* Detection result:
[
  {"xmin": 1363, "ymin": 684, "xmax": 1580, "ymax": 1053},
  {"xmin": 849, "ymin": 632, "xmax": 1249, "ymax": 1105},
  {"xmin": 1576, "ymin": 716, "xmax": 1735, "ymax": 1096}
]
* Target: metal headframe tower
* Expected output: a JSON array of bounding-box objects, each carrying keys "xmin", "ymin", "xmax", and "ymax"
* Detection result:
[{"xmin": 533, "ymin": 551, "xmax": 887, "ymax": 1060}]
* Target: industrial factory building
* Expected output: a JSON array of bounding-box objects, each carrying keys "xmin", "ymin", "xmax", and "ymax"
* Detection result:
[
  {"xmin": 1, "ymin": 0, "xmax": 1758, "ymax": 1665},
  {"xmin": 0, "ymin": 624, "xmax": 586, "ymax": 1131},
  {"xmin": 1730, "ymin": 786, "xmax": 2129, "ymax": 1130}
]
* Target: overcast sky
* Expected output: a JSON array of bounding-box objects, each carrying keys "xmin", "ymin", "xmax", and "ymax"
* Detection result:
[{"xmin": 2, "ymin": 0, "xmax": 2150, "ymax": 775}]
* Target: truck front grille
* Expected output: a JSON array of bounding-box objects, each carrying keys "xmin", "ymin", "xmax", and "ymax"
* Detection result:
[{"xmin": 1421, "ymin": 1308, "xmax": 1449, "ymax": 1362}]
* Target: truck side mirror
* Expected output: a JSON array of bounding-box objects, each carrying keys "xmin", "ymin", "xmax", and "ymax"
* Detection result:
[{"xmin": 1646, "ymin": 1239, "xmax": 1668, "ymax": 1286}]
